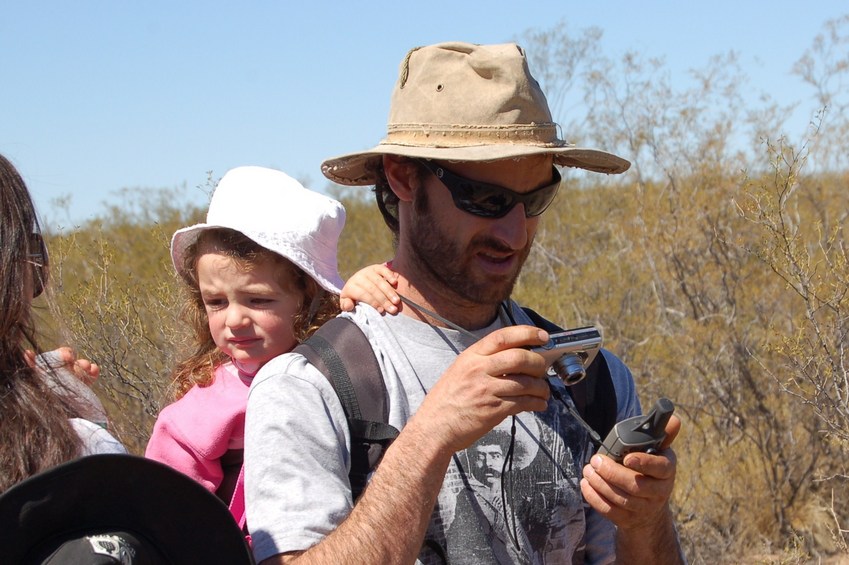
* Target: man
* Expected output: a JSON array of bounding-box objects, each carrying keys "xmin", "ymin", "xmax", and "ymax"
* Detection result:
[{"xmin": 245, "ymin": 41, "xmax": 684, "ymax": 564}]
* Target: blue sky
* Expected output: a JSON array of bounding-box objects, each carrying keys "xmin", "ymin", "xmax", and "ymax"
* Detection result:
[{"xmin": 2, "ymin": 1, "xmax": 845, "ymax": 228}]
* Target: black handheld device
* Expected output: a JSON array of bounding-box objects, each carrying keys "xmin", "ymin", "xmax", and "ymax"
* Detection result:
[{"xmin": 597, "ymin": 398, "xmax": 675, "ymax": 462}]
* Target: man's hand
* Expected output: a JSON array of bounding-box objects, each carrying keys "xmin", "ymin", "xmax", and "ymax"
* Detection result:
[
  {"xmin": 411, "ymin": 325, "xmax": 552, "ymax": 455},
  {"xmin": 582, "ymin": 415, "xmax": 684, "ymax": 563}
]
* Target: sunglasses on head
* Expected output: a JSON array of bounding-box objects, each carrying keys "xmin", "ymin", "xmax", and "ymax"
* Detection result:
[
  {"xmin": 415, "ymin": 159, "xmax": 561, "ymax": 219},
  {"xmin": 28, "ymin": 233, "xmax": 48, "ymax": 298}
]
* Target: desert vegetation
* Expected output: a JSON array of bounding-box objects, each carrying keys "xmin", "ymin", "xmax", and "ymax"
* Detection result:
[{"xmin": 35, "ymin": 17, "xmax": 849, "ymax": 564}]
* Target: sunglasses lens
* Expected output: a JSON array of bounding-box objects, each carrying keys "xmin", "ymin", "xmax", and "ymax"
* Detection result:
[
  {"xmin": 453, "ymin": 179, "xmax": 559, "ymax": 218},
  {"xmin": 32, "ymin": 266, "xmax": 45, "ymax": 298},
  {"xmin": 452, "ymin": 181, "xmax": 512, "ymax": 218},
  {"xmin": 419, "ymin": 159, "xmax": 560, "ymax": 219},
  {"xmin": 29, "ymin": 233, "xmax": 48, "ymax": 298},
  {"xmin": 522, "ymin": 184, "xmax": 559, "ymax": 217}
]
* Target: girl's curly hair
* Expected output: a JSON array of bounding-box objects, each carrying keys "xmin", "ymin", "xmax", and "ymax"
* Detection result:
[{"xmin": 170, "ymin": 228, "xmax": 339, "ymax": 400}]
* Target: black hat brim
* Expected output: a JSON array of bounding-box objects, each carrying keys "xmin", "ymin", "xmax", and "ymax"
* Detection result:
[{"xmin": 0, "ymin": 454, "xmax": 254, "ymax": 564}]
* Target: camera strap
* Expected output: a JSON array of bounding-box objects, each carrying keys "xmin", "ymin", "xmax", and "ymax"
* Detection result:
[{"xmin": 397, "ymin": 294, "xmax": 478, "ymax": 340}]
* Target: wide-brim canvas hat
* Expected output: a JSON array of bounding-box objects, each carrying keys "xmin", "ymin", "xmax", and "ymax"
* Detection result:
[
  {"xmin": 322, "ymin": 41, "xmax": 631, "ymax": 186},
  {"xmin": 172, "ymin": 166, "xmax": 345, "ymax": 294},
  {"xmin": 0, "ymin": 454, "xmax": 254, "ymax": 564}
]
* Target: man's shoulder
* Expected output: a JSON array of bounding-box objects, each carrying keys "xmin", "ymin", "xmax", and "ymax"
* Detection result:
[
  {"xmin": 598, "ymin": 347, "xmax": 630, "ymax": 376},
  {"xmin": 339, "ymin": 305, "xmax": 392, "ymax": 335},
  {"xmin": 337, "ymin": 306, "xmax": 411, "ymax": 355},
  {"xmin": 508, "ymin": 302, "xmax": 575, "ymax": 334},
  {"xmin": 597, "ymin": 349, "xmax": 640, "ymax": 418},
  {"xmin": 250, "ymin": 350, "xmax": 317, "ymax": 391}
]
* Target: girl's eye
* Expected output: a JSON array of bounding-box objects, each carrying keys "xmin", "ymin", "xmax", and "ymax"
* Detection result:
[
  {"xmin": 251, "ymin": 298, "xmax": 274, "ymax": 305},
  {"xmin": 203, "ymin": 298, "xmax": 226, "ymax": 309}
]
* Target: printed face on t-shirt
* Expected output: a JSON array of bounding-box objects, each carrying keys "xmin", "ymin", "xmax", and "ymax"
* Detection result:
[{"xmin": 470, "ymin": 443, "xmax": 504, "ymax": 488}]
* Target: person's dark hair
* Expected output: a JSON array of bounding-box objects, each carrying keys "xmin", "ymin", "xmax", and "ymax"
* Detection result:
[
  {"xmin": 170, "ymin": 228, "xmax": 340, "ymax": 399},
  {"xmin": 0, "ymin": 154, "xmax": 82, "ymax": 493}
]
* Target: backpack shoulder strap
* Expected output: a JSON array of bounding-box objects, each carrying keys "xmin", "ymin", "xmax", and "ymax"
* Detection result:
[
  {"xmin": 293, "ymin": 317, "xmax": 400, "ymax": 500},
  {"xmin": 521, "ymin": 307, "xmax": 618, "ymax": 440}
]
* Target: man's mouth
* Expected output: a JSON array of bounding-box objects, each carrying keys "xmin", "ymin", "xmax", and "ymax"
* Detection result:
[{"xmin": 476, "ymin": 249, "xmax": 518, "ymax": 274}]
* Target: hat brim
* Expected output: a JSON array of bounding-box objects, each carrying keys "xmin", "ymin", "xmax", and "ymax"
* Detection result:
[
  {"xmin": 170, "ymin": 224, "xmax": 345, "ymax": 295},
  {"xmin": 0, "ymin": 454, "xmax": 254, "ymax": 563},
  {"xmin": 321, "ymin": 142, "xmax": 631, "ymax": 186}
]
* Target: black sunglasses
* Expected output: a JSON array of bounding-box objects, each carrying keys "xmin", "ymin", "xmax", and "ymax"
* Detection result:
[
  {"xmin": 415, "ymin": 159, "xmax": 561, "ymax": 219},
  {"xmin": 28, "ymin": 233, "xmax": 48, "ymax": 298}
]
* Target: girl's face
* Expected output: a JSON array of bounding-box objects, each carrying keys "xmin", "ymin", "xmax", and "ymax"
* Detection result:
[{"xmin": 197, "ymin": 251, "xmax": 302, "ymax": 373}]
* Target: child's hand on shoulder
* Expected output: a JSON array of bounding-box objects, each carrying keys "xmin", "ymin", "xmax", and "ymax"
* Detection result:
[{"xmin": 340, "ymin": 263, "xmax": 400, "ymax": 314}]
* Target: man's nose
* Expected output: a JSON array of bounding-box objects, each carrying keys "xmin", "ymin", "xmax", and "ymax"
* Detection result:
[{"xmin": 491, "ymin": 202, "xmax": 534, "ymax": 250}]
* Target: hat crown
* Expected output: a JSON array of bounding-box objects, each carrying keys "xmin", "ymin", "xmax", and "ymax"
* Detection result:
[
  {"xmin": 206, "ymin": 166, "xmax": 343, "ymax": 237},
  {"xmin": 388, "ymin": 42, "xmax": 554, "ymax": 134}
]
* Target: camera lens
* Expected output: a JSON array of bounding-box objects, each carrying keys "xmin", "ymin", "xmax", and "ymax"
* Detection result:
[{"xmin": 552, "ymin": 353, "xmax": 586, "ymax": 386}]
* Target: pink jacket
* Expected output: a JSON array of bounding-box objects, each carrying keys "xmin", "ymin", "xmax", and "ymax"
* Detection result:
[{"xmin": 145, "ymin": 362, "xmax": 252, "ymax": 493}]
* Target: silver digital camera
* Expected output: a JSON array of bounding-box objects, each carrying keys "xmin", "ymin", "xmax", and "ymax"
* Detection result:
[{"xmin": 531, "ymin": 326, "xmax": 602, "ymax": 385}]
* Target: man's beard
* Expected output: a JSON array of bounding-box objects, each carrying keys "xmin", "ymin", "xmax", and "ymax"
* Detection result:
[{"xmin": 406, "ymin": 186, "xmax": 532, "ymax": 307}]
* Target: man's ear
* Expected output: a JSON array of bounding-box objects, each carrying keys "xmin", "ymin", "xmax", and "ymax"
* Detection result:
[{"xmin": 383, "ymin": 155, "xmax": 419, "ymax": 202}]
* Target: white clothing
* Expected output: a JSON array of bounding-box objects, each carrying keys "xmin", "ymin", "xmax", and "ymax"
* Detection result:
[{"xmin": 71, "ymin": 418, "xmax": 127, "ymax": 456}]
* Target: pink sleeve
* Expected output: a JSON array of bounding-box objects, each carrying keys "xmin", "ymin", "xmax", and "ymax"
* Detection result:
[
  {"xmin": 145, "ymin": 403, "xmax": 225, "ymax": 493},
  {"xmin": 145, "ymin": 366, "xmax": 248, "ymax": 493}
]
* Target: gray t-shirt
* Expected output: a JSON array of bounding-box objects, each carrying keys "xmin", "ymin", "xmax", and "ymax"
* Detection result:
[{"xmin": 245, "ymin": 303, "xmax": 640, "ymax": 564}]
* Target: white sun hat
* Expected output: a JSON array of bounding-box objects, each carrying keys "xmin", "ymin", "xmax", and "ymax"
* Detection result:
[{"xmin": 171, "ymin": 166, "xmax": 345, "ymax": 294}]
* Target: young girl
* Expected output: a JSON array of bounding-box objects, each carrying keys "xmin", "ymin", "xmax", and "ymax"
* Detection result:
[{"xmin": 145, "ymin": 166, "xmax": 398, "ymax": 524}]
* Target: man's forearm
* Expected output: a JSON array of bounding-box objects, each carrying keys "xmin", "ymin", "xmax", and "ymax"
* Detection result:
[{"xmin": 269, "ymin": 417, "xmax": 452, "ymax": 565}]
